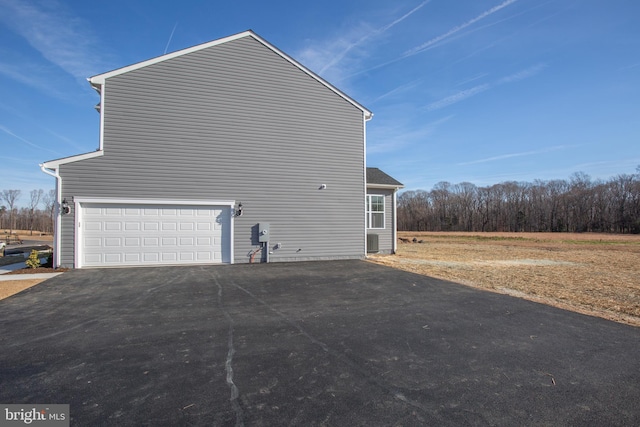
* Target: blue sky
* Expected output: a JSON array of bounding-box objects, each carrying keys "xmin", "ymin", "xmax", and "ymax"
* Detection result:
[{"xmin": 1, "ymin": 0, "xmax": 639, "ymax": 206}]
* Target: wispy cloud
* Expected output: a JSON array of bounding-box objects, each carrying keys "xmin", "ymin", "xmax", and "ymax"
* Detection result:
[
  {"xmin": 350, "ymin": 0, "xmax": 522, "ymax": 78},
  {"xmin": 497, "ymin": 63, "xmax": 547, "ymax": 84},
  {"xmin": 370, "ymin": 78, "xmax": 423, "ymax": 104},
  {"xmin": 0, "ymin": 62, "xmax": 71, "ymax": 100},
  {"xmin": 455, "ymin": 73, "xmax": 489, "ymax": 87},
  {"xmin": 0, "ymin": 0, "xmax": 107, "ymax": 81},
  {"xmin": 619, "ymin": 63, "xmax": 640, "ymax": 71},
  {"xmin": 424, "ymin": 63, "xmax": 546, "ymax": 111},
  {"xmin": 368, "ymin": 115, "xmax": 454, "ymax": 154},
  {"xmin": 404, "ymin": 0, "xmax": 520, "ymax": 57},
  {"xmin": 298, "ymin": 1, "xmax": 430, "ymax": 80},
  {"xmin": 425, "ymin": 84, "xmax": 490, "ymax": 111},
  {"xmin": 457, "ymin": 145, "xmax": 569, "ymax": 166},
  {"xmin": 0, "ymin": 125, "xmax": 61, "ymax": 155}
]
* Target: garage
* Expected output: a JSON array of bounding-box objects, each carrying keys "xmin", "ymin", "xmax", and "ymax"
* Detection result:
[{"xmin": 76, "ymin": 200, "xmax": 233, "ymax": 268}]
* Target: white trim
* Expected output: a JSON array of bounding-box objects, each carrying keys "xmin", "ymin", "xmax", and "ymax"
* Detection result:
[
  {"xmin": 89, "ymin": 32, "xmax": 253, "ymax": 85},
  {"xmin": 74, "ymin": 198, "xmax": 235, "ymax": 268},
  {"xmin": 363, "ymin": 114, "xmax": 368, "ymax": 255},
  {"xmin": 392, "ymin": 190, "xmax": 398, "ymax": 254},
  {"xmin": 366, "ymin": 183, "xmax": 404, "ymax": 190},
  {"xmin": 252, "ymin": 33, "xmax": 373, "ymax": 120},
  {"xmin": 98, "ymin": 83, "xmax": 105, "ymax": 151},
  {"xmin": 366, "ymin": 194, "xmax": 386, "ymax": 230},
  {"xmin": 73, "ymin": 198, "xmax": 235, "ymax": 206},
  {"xmin": 88, "ymin": 30, "xmax": 372, "ymax": 119},
  {"xmin": 42, "ymin": 150, "xmax": 104, "ymax": 168}
]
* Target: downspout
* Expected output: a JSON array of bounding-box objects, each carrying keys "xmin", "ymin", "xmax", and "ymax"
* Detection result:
[
  {"xmin": 39, "ymin": 164, "xmax": 61, "ymax": 268},
  {"xmin": 363, "ymin": 111, "xmax": 373, "ymax": 256},
  {"xmin": 392, "ymin": 189, "xmax": 398, "ymax": 254}
]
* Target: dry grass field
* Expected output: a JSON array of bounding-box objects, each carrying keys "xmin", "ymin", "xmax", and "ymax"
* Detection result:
[{"xmin": 369, "ymin": 232, "xmax": 640, "ymax": 327}]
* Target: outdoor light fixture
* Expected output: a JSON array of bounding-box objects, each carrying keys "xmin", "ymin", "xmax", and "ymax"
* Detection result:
[
  {"xmin": 61, "ymin": 198, "xmax": 70, "ymax": 215},
  {"xmin": 235, "ymin": 202, "xmax": 243, "ymax": 217}
]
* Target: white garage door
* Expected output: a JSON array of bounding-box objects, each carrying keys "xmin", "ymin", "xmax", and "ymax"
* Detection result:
[{"xmin": 79, "ymin": 203, "xmax": 231, "ymax": 267}]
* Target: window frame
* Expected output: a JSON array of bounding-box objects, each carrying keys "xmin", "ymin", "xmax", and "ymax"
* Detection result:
[{"xmin": 366, "ymin": 194, "xmax": 385, "ymax": 229}]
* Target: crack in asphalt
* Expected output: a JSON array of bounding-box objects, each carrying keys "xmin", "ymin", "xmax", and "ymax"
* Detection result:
[{"xmin": 211, "ymin": 272, "xmax": 244, "ymax": 427}]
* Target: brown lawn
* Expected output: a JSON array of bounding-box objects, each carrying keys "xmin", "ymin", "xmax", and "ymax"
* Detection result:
[
  {"xmin": 368, "ymin": 232, "xmax": 640, "ymax": 327},
  {"xmin": 0, "ymin": 279, "xmax": 48, "ymax": 300},
  {"xmin": 1, "ymin": 230, "xmax": 55, "ymax": 300}
]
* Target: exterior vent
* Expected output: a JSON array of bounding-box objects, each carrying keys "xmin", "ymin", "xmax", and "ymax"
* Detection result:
[{"xmin": 367, "ymin": 234, "xmax": 379, "ymax": 253}]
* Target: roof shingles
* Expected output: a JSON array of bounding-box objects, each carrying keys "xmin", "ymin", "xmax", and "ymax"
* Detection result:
[{"xmin": 366, "ymin": 167, "xmax": 403, "ymax": 187}]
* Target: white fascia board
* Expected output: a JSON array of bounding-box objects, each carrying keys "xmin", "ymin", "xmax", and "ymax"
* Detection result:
[
  {"xmin": 74, "ymin": 197, "xmax": 235, "ymax": 206},
  {"xmin": 41, "ymin": 150, "xmax": 104, "ymax": 169},
  {"xmin": 89, "ymin": 31, "xmax": 254, "ymax": 85},
  {"xmin": 249, "ymin": 33, "xmax": 373, "ymax": 120},
  {"xmin": 88, "ymin": 30, "xmax": 373, "ymax": 120},
  {"xmin": 366, "ymin": 183, "xmax": 405, "ymax": 190}
]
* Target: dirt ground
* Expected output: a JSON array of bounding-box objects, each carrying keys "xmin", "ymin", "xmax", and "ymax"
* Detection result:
[
  {"xmin": 369, "ymin": 232, "xmax": 640, "ymax": 327},
  {"xmin": 0, "ymin": 230, "xmax": 55, "ymax": 300}
]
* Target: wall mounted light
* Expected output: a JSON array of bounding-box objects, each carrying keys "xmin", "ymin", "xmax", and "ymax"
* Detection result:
[
  {"xmin": 319, "ymin": 184, "xmax": 327, "ymax": 190},
  {"xmin": 235, "ymin": 202, "xmax": 243, "ymax": 217},
  {"xmin": 61, "ymin": 198, "xmax": 70, "ymax": 215}
]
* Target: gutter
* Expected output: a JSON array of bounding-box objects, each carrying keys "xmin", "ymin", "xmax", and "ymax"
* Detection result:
[{"xmin": 39, "ymin": 163, "xmax": 61, "ymax": 268}]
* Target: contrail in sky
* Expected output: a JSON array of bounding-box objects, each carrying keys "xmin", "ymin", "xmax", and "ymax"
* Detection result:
[
  {"xmin": 320, "ymin": 0, "xmax": 430, "ymax": 74},
  {"xmin": 164, "ymin": 22, "xmax": 178, "ymax": 54},
  {"xmin": 404, "ymin": 0, "xmax": 519, "ymax": 57},
  {"xmin": 0, "ymin": 125, "xmax": 59, "ymax": 154}
]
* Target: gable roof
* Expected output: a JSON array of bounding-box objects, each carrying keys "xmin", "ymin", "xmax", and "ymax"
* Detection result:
[
  {"xmin": 89, "ymin": 30, "xmax": 372, "ymax": 120},
  {"xmin": 367, "ymin": 167, "xmax": 404, "ymax": 188}
]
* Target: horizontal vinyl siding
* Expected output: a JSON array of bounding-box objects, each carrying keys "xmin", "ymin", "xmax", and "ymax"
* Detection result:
[{"xmin": 59, "ymin": 36, "xmax": 365, "ymax": 266}]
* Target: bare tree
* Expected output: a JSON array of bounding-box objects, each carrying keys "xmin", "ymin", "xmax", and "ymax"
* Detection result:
[
  {"xmin": 28, "ymin": 189, "xmax": 44, "ymax": 236},
  {"xmin": 398, "ymin": 171, "xmax": 639, "ymax": 234},
  {"xmin": 42, "ymin": 189, "xmax": 56, "ymax": 233},
  {"xmin": 1, "ymin": 189, "xmax": 21, "ymax": 236}
]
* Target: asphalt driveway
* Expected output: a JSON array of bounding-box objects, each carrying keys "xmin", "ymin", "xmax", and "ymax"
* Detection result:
[{"xmin": 1, "ymin": 260, "xmax": 638, "ymax": 426}]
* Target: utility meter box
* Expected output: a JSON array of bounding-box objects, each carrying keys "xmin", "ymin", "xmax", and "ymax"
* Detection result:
[{"xmin": 258, "ymin": 223, "xmax": 270, "ymax": 242}]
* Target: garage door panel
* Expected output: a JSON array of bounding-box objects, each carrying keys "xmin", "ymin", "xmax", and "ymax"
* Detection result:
[
  {"xmin": 162, "ymin": 237, "xmax": 177, "ymax": 246},
  {"xmin": 144, "ymin": 222, "xmax": 159, "ymax": 231},
  {"xmin": 105, "ymin": 222, "xmax": 121, "ymax": 231},
  {"xmin": 85, "ymin": 238, "xmax": 102, "ymax": 247},
  {"xmin": 104, "ymin": 253, "xmax": 122, "ymax": 263},
  {"xmin": 143, "ymin": 237, "xmax": 159, "ymax": 246},
  {"xmin": 85, "ymin": 253, "xmax": 101, "ymax": 264},
  {"xmin": 84, "ymin": 221, "xmax": 102, "ymax": 231},
  {"xmin": 162, "ymin": 253, "xmax": 177, "ymax": 262},
  {"xmin": 197, "ymin": 237, "xmax": 212, "ymax": 245},
  {"xmin": 80, "ymin": 203, "xmax": 230, "ymax": 267},
  {"xmin": 162, "ymin": 222, "xmax": 177, "ymax": 231},
  {"xmin": 124, "ymin": 253, "xmax": 140, "ymax": 262},
  {"xmin": 143, "ymin": 253, "xmax": 159, "ymax": 262},
  {"xmin": 179, "ymin": 237, "xmax": 194, "ymax": 246}
]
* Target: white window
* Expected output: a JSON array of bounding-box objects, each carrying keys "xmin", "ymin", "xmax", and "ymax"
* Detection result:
[{"xmin": 366, "ymin": 194, "xmax": 385, "ymax": 229}]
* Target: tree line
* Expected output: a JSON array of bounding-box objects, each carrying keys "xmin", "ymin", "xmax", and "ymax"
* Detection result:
[
  {"xmin": 1, "ymin": 189, "xmax": 56, "ymax": 236},
  {"xmin": 398, "ymin": 169, "xmax": 640, "ymax": 234}
]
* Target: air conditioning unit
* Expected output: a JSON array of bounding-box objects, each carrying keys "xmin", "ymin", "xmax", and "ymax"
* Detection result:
[{"xmin": 367, "ymin": 234, "xmax": 379, "ymax": 253}]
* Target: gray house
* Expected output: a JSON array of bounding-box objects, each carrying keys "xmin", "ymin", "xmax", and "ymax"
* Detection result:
[{"xmin": 41, "ymin": 30, "xmax": 402, "ymax": 268}]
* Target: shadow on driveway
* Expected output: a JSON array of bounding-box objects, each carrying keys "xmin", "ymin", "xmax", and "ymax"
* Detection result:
[{"xmin": 1, "ymin": 260, "xmax": 638, "ymax": 425}]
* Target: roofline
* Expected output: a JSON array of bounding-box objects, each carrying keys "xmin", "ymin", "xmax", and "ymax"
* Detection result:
[
  {"xmin": 41, "ymin": 150, "xmax": 104, "ymax": 169},
  {"xmin": 88, "ymin": 30, "xmax": 372, "ymax": 120},
  {"xmin": 366, "ymin": 183, "xmax": 404, "ymax": 190}
]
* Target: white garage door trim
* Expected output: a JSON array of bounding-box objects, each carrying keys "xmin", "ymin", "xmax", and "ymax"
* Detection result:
[{"xmin": 74, "ymin": 198, "xmax": 235, "ymax": 268}]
